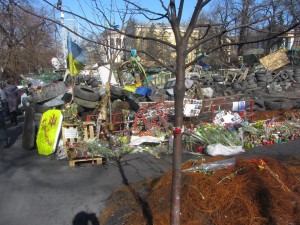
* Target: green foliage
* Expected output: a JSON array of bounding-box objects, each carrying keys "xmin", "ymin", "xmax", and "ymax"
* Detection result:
[{"xmin": 190, "ymin": 124, "xmax": 243, "ymax": 147}]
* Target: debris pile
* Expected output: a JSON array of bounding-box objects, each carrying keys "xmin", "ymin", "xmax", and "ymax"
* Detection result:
[
  {"xmin": 18, "ymin": 49, "xmax": 300, "ymax": 165},
  {"xmin": 99, "ymin": 157, "xmax": 300, "ymax": 225}
]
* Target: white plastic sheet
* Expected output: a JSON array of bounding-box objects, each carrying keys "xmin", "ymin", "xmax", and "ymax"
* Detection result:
[
  {"xmin": 206, "ymin": 143, "xmax": 244, "ymax": 156},
  {"xmin": 129, "ymin": 136, "xmax": 164, "ymax": 146}
]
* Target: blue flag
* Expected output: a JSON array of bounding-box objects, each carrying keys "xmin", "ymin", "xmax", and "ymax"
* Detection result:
[{"xmin": 67, "ymin": 37, "xmax": 87, "ymax": 76}]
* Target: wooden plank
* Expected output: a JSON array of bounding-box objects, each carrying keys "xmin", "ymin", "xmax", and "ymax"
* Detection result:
[
  {"xmin": 259, "ymin": 49, "xmax": 290, "ymax": 71},
  {"xmin": 69, "ymin": 157, "xmax": 103, "ymax": 167},
  {"xmin": 237, "ymin": 68, "xmax": 249, "ymax": 82},
  {"xmin": 89, "ymin": 125, "xmax": 94, "ymax": 139},
  {"xmin": 62, "ymin": 121, "xmax": 96, "ymax": 156}
]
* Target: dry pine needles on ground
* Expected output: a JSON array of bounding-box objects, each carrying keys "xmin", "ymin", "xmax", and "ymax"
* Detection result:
[{"xmin": 99, "ymin": 157, "xmax": 300, "ymax": 225}]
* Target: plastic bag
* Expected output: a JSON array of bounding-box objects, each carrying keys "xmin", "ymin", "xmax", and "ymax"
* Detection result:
[
  {"xmin": 206, "ymin": 143, "xmax": 244, "ymax": 156},
  {"xmin": 183, "ymin": 158, "xmax": 236, "ymax": 172}
]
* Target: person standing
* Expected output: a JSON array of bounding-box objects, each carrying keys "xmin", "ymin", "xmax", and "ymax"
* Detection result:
[
  {"xmin": 0, "ymin": 87, "xmax": 10, "ymax": 148},
  {"xmin": 4, "ymin": 78, "xmax": 19, "ymax": 126}
]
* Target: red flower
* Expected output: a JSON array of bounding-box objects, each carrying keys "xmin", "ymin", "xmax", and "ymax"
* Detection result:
[
  {"xmin": 174, "ymin": 127, "xmax": 182, "ymax": 135},
  {"xmin": 197, "ymin": 146, "xmax": 203, "ymax": 153}
]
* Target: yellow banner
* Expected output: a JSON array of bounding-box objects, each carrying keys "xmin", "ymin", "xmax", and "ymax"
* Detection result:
[{"xmin": 36, "ymin": 109, "xmax": 63, "ymax": 155}]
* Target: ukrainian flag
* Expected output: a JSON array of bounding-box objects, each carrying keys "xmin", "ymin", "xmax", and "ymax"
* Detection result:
[{"xmin": 67, "ymin": 36, "xmax": 87, "ymax": 76}]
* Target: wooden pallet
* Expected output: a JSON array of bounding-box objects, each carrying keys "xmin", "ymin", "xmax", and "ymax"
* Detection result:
[
  {"xmin": 69, "ymin": 157, "xmax": 103, "ymax": 167},
  {"xmin": 62, "ymin": 121, "xmax": 96, "ymax": 155}
]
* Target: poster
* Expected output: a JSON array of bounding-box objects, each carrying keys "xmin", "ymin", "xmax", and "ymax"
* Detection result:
[
  {"xmin": 213, "ymin": 110, "xmax": 243, "ymax": 126},
  {"xmin": 183, "ymin": 98, "xmax": 202, "ymax": 117},
  {"xmin": 36, "ymin": 109, "xmax": 63, "ymax": 155},
  {"xmin": 232, "ymin": 101, "xmax": 245, "ymax": 111}
]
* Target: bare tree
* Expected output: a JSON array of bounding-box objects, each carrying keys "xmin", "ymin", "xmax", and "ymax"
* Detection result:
[
  {"xmin": 0, "ymin": 0, "xmax": 57, "ymax": 81},
  {"xmin": 11, "ymin": 0, "xmax": 300, "ymax": 224}
]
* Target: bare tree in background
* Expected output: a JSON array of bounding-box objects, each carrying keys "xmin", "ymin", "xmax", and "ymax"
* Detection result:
[
  {"xmin": 11, "ymin": 0, "xmax": 300, "ymax": 224},
  {"xmin": 0, "ymin": 1, "xmax": 57, "ymax": 81}
]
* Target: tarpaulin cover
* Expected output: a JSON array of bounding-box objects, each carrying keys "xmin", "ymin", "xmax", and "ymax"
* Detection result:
[
  {"xmin": 124, "ymin": 84, "xmax": 137, "ymax": 93},
  {"xmin": 135, "ymin": 87, "xmax": 152, "ymax": 96}
]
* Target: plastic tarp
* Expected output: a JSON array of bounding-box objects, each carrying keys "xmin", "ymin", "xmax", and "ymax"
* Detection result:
[
  {"xmin": 206, "ymin": 143, "xmax": 244, "ymax": 156},
  {"xmin": 129, "ymin": 136, "xmax": 164, "ymax": 146},
  {"xmin": 135, "ymin": 87, "xmax": 152, "ymax": 96},
  {"xmin": 97, "ymin": 64, "xmax": 118, "ymax": 85},
  {"xmin": 183, "ymin": 158, "xmax": 236, "ymax": 172}
]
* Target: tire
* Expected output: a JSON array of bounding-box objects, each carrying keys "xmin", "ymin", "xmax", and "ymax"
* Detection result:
[
  {"xmin": 280, "ymin": 73, "xmax": 288, "ymax": 80},
  {"xmin": 247, "ymin": 78, "xmax": 257, "ymax": 85},
  {"xmin": 22, "ymin": 105, "xmax": 36, "ymax": 150},
  {"xmin": 294, "ymin": 72, "xmax": 300, "ymax": 78},
  {"xmin": 73, "ymin": 85, "xmax": 100, "ymax": 101},
  {"xmin": 35, "ymin": 103, "xmax": 50, "ymax": 114},
  {"xmin": 252, "ymin": 105, "xmax": 265, "ymax": 112},
  {"xmin": 77, "ymin": 105, "xmax": 87, "ymax": 114},
  {"xmin": 264, "ymin": 99, "xmax": 293, "ymax": 110},
  {"xmin": 212, "ymin": 76, "xmax": 224, "ymax": 82},
  {"xmin": 247, "ymin": 83, "xmax": 257, "ymax": 89},
  {"xmin": 34, "ymin": 113, "xmax": 42, "ymax": 129},
  {"xmin": 86, "ymin": 77, "xmax": 96, "ymax": 85},
  {"xmin": 91, "ymin": 81, "xmax": 101, "ymax": 88},
  {"xmin": 73, "ymin": 97, "xmax": 98, "ymax": 108},
  {"xmin": 31, "ymin": 82, "xmax": 67, "ymax": 103},
  {"xmin": 256, "ymin": 77, "xmax": 267, "ymax": 82},
  {"xmin": 294, "ymin": 68, "xmax": 300, "ymax": 74},
  {"xmin": 232, "ymin": 82, "xmax": 242, "ymax": 91},
  {"xmin": 223, "ymin": 89, "xmax": 235, "ymax": 96},
  {"xmin": 254, "ymin": 100, "xmax": 265, "ymax": 109},
  {"xmin": 257, "ymin": 82, "xmax": 267, "ymax": 87},
  {"xmin": 61, "ymin": 93, "xmax": 73, "ymax": 104},
  {"xmin": 246, "ymin": 74, "xmax": 255, "ymax": 80},
  {"xmin": 294, "ymin": 77, "xmax": 300, "ymax": 83}
]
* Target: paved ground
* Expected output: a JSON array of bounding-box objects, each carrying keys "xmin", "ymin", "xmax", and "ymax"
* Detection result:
[{"xmin": 0, "ymin": 116, "xmax": 300, "ymax": 225}]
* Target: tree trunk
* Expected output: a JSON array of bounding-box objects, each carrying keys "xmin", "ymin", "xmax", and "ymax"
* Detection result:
[
  {"xmin": 170, "ymin": 45, "xmax": 185, "ymax": 225},
  {"xmin": 237, "ymin": 0, "xmax": 251, "ymax": 56}
]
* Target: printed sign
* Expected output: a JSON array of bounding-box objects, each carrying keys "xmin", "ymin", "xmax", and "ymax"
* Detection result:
[
  {"xmin": 36, "ymin": 109, "xmax": 63, "ymax": 155},
  {"xmin": 183, "ymin": 98, "xmax": 202, "ymax": 117},
  {"xmin": 213, "ymin": 110, "xmax": 243, "ymax": 126},
  {"xmin": 232, "ymin": 101, "xmax": 245, "ymax": 111}
]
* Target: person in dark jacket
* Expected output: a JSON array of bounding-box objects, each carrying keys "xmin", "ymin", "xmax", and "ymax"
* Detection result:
[
  {"xmin": 0, "ymin": 87, "xmax": 11, "ymax": 148},
  {"xmin": 4, "ymin": 78, "xmax": 19, "ymax": 126}
]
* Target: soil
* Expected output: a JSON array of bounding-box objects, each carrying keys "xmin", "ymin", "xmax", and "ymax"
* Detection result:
[
  {"xmin": 252, "ymin": 109, "xmax": 300, "ymax": 121},
  {"xmin": 98, "ymin": 109, "xmax": 300, "ymax": 225},
  {"xmin": 99, "ymin": 157, "xmax": 300, "ymax": 225}
]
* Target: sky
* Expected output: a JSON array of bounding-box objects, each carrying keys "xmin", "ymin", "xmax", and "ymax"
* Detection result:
[{"xmin": 55, "ymin": 0, "xmax": 214, "ymax": 30}]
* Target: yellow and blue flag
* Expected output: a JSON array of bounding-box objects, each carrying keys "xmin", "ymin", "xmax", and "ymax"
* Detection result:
[{"xmin": 67, "ymin": 37, "xmax": 87, "ymax": 76}]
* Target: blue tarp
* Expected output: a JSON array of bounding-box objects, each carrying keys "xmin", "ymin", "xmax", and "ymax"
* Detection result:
[{"xmin": 135, "ymin": 86, "xmax": 152, "ymax": 96}]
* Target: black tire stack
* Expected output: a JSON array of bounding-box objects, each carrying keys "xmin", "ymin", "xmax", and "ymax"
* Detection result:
[
  {"xmin": 31, "ymin": 82, "xmax": 67, "ymax": 130},
  {"xmin": 255, "ymin": 70, "xmax": 267, "ymax": 89},
  {"xmin": 293, "ymin": 68, "xmax": 300, "ymax": 84},
  {"xmin": 264, "ymin": 99, "xmax": 293, "ymax": 110},
  {"xmin": 84, "ymin": 76, "xmax": 102, "ymax": 88},
  {"xmin": 73, "ymin": 85, "xmax": 101, "ymax": 112},
  {"xmin": 276, "ymin": 70, "xmax": 292, "ymax": 91},
  {"xmin": 246, "ymin": 73, "xmax": 257, "ymax": 89}
]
